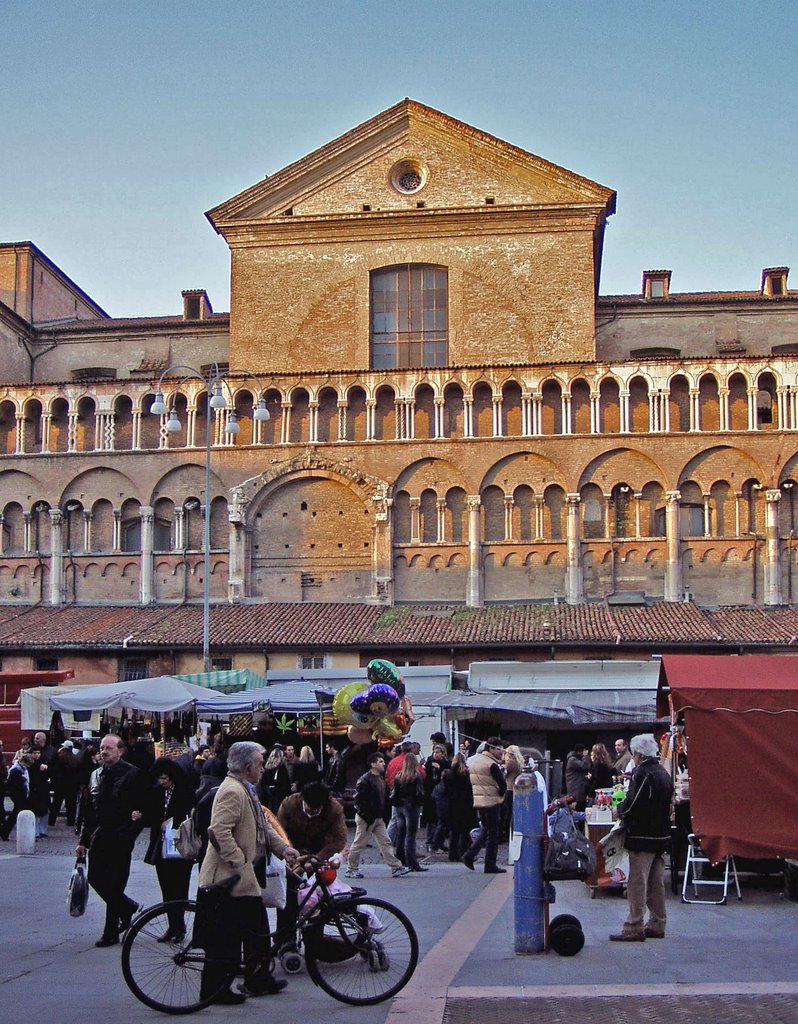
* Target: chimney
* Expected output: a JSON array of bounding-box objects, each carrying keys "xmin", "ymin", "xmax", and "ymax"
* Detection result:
[{"xmin": 181, "ymin": 289, "xmax": 213, "ymax": 320}]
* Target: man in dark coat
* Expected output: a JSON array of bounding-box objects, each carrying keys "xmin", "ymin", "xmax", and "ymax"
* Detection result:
[
  {"xmin": 345, "ymin": 752, "xmax": 407, "ymax": 878},
  {"xmin": 322, "ymin": 741, "xmax": 346, "ymax": 797},
  {"xmin": 609, "ymin": 733, "xmax": 674, "ymax": 942},
  {"xmin": 76, "ymin": 734, "xmax": 146, "ymax": 947},
  {"xmin": 564, "ymin": 743, "xmax": 591, "ymax": 810}
]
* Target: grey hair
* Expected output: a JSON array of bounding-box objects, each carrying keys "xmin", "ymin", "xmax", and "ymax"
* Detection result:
[
  {"xmin": 226, "ymin": 741, "xmax": 265, "ymax": 775},
  {"xmin": 629, "ymin": 734, "xmax": 659, "ymax": 759}
]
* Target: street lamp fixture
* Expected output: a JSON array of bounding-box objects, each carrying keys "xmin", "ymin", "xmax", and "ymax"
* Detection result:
[{"xmin": 149, "ymin": 363, "xmax": 269, "ymax": 671}]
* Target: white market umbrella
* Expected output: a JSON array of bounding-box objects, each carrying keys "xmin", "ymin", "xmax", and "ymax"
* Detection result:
[{"xmin": 48, "ymin": 675, "xmax": 233, "ymax": 714}]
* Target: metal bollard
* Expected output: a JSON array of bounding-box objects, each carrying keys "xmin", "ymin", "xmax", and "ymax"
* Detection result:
[
  {"xmin": 16, "ymin": 809, "xmax": 36, "ymax": 856},
  {"xmin": 513, "ymin": 772, "xmax": 545, "ymax": 954}
]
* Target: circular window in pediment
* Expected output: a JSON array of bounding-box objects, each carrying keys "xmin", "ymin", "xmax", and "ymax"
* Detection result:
[{"xmin": 389, "ymin": 159, "xmax": 427, "ymax": 195}]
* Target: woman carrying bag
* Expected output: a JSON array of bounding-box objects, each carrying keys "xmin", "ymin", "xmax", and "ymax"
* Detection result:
[
  {"xmin": 143, "ymin": 757, "xmax": 196, "ymax": 942},
  {"xmin": 390, "ymin": 753, "xmax": 427, "ymax": 873}
]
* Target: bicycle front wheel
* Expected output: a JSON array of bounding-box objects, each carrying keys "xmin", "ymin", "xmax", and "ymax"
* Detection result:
[
  {"xmin": 121, "ymin": 900, "xmax": 221, "ymax": 1014},
  {"xmin": 304, "ymin": 895, "xmax": 418, "ymax": 1006}
]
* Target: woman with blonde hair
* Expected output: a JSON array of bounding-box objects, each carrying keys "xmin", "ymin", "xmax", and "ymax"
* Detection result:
[
  {"xmin": 257, "ymin": 746, "xmax": 291, "ymax": 812},
  {"xmin": 293, "ymin": 744, "xmax": 322, "ymax": 790},
  {"xmin": 501, "ymin": 744, "xmax": 525, "ymax": 840},
  {"xmin": 390, "ymin": 752, "xmax": 427, "ymax": 872}
]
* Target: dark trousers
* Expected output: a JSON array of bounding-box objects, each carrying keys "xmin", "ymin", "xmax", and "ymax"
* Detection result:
[
  {"xmin": 448, "ymin": 820, "xmax": 472, "ymax": 861},
  {"xmin": 155, "ymin": 858, "xmax": 193, "ymax": 934},
  {"xmin": 88, "ymin": 834, "xmax": 137, "ymax": 939},
  {"xmin": 465, "ymin": 804, "xmax": 501, "ymax": 871},
  {"xmin": 49, "ymin": 786, "xmax": 78, "ymax": 826},
  {"xmin": 394, "ymin": 802, "xmax": 422, "ymax": 870},
  {"xmin": 199, "ymin": 894, "xmax": 270, "ymax": 998}
]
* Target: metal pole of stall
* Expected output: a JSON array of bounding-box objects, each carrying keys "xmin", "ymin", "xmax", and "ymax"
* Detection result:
[{"xmin": 513, "ymin": 771, "xmax": 545, "ymax": 954}]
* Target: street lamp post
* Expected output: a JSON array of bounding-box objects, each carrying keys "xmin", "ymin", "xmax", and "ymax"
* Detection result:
[{"xmin": 150, "ymin": 363, "xmax": 269, "ymax": 671}]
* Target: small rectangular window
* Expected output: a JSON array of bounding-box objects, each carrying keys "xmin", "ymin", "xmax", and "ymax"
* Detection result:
[
  {"xmin": 119, "ymin": 657, "xmax": 148, "ymax": 681},
  {"xmin": 211, "ymin": 657, "xmax": 233, "ymax": 672},
  {"xmin": 34, "ymin": 656, "xmax": 59, "ymax": 672},
  {"xmin": 298, "ymin": 654, "xmax": 327, "ymax": 670},
  {"xmin": 649, "ymin": 279, "xmax": 665, "ymax": 298}
]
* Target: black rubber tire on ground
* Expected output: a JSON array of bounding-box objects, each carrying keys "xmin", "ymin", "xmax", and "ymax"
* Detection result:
[
  {"xmin": 549, "ymin": 913, "xmax": 582, "ymax": 932},
  {"xmin": 304, "ymin": 895, "xmax": 418, "ymax": 1006},
  {"xmin": 121, "ymin": 900, "xmax": 225, "ymax": 1014},
  {"xmin": 549, "ymin": 921, "xmax": 585, "ymax": 957}
]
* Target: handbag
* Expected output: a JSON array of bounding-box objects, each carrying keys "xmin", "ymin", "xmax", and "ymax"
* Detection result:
[
  {"xmin": 260, "ymin": 853, "xmax": 287, "ymax": 910},
  {"xmin": 161, "ymin": 822, "xmax": 183, "ymax": 859},
  {"xmin": 174, "ymin": 812, "xmax": 202, "ymax": 861},
  {"xmin": 543, "ymin": 809, "xmax": 597, "ymax": 881},
  {"xmin": 67, "ymin": 855, "xmax": 89, "ymax": 917}
]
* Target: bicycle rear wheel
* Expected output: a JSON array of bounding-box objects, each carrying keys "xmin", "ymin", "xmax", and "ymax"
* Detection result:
[
  {"xmin": 121, "ymin": 900, "xmax": 223, "ymax": 1014},
  {"xmin": 304, "ymin": 895, "xmax": 418, "ymax": 1006}
]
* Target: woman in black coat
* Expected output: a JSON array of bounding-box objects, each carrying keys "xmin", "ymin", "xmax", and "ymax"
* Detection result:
[
  {"xmin": 442, "ymin": 753, "xmax": 474, "ymax": 862},
  {"xmin": 144, "ymin": 757, "xmax": 196, "ymax": 941}
]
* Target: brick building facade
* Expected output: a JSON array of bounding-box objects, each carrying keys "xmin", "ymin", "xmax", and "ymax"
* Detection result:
[{"xmin": 1, "ymin": 100, "xmax": 797, "ymax": 647}]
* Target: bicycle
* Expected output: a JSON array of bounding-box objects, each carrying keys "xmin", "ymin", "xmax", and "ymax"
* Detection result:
[{"xmin": 121, "ymin": 859, "xmax": 419, "ymax": 1013}]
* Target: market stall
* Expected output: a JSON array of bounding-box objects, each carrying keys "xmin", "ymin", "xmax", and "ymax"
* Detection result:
[{"xmin": 658, "ymin": 655, "xmax": 798, "ymax": 865}]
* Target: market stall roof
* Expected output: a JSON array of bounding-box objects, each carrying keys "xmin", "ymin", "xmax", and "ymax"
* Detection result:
[
  {"xmin": 240, "ymin": 678, "xmax": 448, "ymax": 715},
  {"xmin": 658, "ymin": 655, "xmax": 798, "ymax": 862},
  {"xmin": 47, "ymin": 675, "xmax": 264, "ymax": 715},
  {"xmin": 657, "ymin": 654, "xmax": 798, "ymax": 716},
  {"xmin": 176, "ymin": 668, "xmax": 266, "ymax": 694},
  {"xmin": 425, "ymin": 687, "xmax": 661, "ymax": 725}
]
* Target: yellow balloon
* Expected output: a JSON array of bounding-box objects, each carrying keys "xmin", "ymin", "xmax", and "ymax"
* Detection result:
[{"xmin": 332, "ymin": 682, "xmax": 367, "ymax": 725}]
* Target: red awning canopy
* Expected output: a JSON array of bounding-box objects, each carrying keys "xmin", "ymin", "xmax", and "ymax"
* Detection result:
[
  {"xmin": 659, "ymin": 655, "xmax": 798, "ymax": 863},
  {"xmin": 0, "ymin": 670, "xmax": 75, "ymax": 686}
]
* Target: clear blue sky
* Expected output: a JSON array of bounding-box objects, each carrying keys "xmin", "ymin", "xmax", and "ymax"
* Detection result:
[{"xmin": 3, "ymin": 1, "xmax": 796, "ymax": 317}]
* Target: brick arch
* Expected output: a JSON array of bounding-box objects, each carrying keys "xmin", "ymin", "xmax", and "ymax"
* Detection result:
[
  {"xmin": 578, "ymin": 446, "xmax": 666, "ymax": 493},
  {"xmin": 247, "ymin": 473, "xmax": 374, "ymax": 603},
  {"xmin": 150, "ymin": 463, "xmax": 225, "ymax": 505},
  {"xmin": 678, "ymin": 444, "xmax": 766, "ymax": 494},
  {"xmin": 481, "ymin": 450, "xmax": 565, "ymax": 494},
  {"xmin": 394, "ymin": 456, "xmax": 469, "ymax": 497},
  {"xmin": 60, "ymin": 466, "xmax": 139, "ymax": 508}
]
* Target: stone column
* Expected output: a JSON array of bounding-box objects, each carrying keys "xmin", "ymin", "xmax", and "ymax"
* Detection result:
[
  {"xmin": 281, "ymin": 402, "xmax": 292, "ymax": 444},
  {"xmin": 337, "ymin": 400, "xmax": 347, "ymax": 442},
  {"xmin": 41, "ymin": 413, "xmax": 52, "ymax": 453},
  {"xmin": 493, "ymin": 396, "xmax": 502, "ymax": 437},
  {"xmin": 504, "ymin": 496, "xmax": 514, "ymax": 541},
  {"xmin": 747, "ymin": 387, "xmax": 757, "ymax": 430},
  {"xmin": 619, "ymin": 391, "xmax": 630, "ymax": 433},
  {"xmin": 140, "ymin": 505, "xmax": 154, "ymax": 605},
  {"xmin": 227, "ymin": 488, "xmax": 250, "ymax": 604},
  {"xmin": 409, "ymin": 497, "xmax": 421, "ymax": 544},
  {"xmin": 131, "ymin": 409, "xmax": 142, "ymax": 450},
  {"xmin": 49, "ymin": 508, "xmax": 63, "ymax": 606},
  {"xmin": 466, "ymin": 495, "xmax": 482, "ymax": 607},
  {"xmin": 718, "ymin": 388, "xmax": 730, "ymax": 431},
  {"xmin": 463, "ymin": 396, "xmax": 474, "ymax": 438},
  {"xmin": 371, "ymin": 491, "xmax": 394, "ymax": 605},
  {"xmin": 174, "ymin": 507, "xmax": 185, "ymax": 550},
  {"xmin": 434, "ymin": 397, "xmax": 445, "ymax": 439},
  {"xmin": 764, "ymin": 489, "xmax": 783, "ymax": 606},
  {"xmin": 15, "ymin": 412, "xmax": 25, "ymax": 454},
  {"xmin": 113, "ymin": 509, "xmax": 122, "ymax": 552},
  {"xmin": 590, "ymin": 392, "xmax": 600, "ymax": 434},
  {"xmin": 561, "ymin": 394, "xmax": 571, "ymax": 435},
  {"xmin": 23, "ymin": 512, "xmax": 33, "ymax": 553},
  {"xmin": 530, "ymin": 394, "xmax": 542, "ymax": 435},
  {"xmin": 689, "ymin": 389, "xmax": 700, "ymax": 431},
  {"xmin": 67, "ymin": 411, "xmax": 79, "ymax": 452},
  {"xmin": 664, "ymin": 490, "xmax": 682, "ymax": 602},
  {"xmin": 83, "ymin": 511, "xmax": 93, "ymax": 552},
  {"xmin": 437, "ymin": 499, "xmax": 447, "ymax": 542},
  {"xmin": 565, "ymin": 494, "xmax": 583, "ymax": 605}
]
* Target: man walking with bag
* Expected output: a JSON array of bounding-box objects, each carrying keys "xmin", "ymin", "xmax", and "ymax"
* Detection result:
[
  {"xmin": 609, "ymin": 733, "xmax": 673, "ymax": 942},
  {"xmin": 75, "ymin": 735, "xmax": 146, "ymax": 947}
]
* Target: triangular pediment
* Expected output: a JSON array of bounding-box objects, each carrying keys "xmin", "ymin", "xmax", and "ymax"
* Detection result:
[{"xmin": 206, "ymin": 99, "xmax": 615, "ymax": 230}]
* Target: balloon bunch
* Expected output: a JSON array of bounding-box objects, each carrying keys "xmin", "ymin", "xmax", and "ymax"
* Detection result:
[{"xmin": 332, "ymin": 658, "xmax": 415, "ymax": 746}]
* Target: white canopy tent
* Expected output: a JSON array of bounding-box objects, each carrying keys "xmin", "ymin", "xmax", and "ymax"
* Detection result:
[{"xmin": 47, "ymin": 675, "xmax": 267, "ymax": 715}]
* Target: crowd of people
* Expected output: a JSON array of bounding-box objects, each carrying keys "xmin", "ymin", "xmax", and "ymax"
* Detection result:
[{"xmin": 1, "ymin": 724, "xmax": 674, "ymax": 999}]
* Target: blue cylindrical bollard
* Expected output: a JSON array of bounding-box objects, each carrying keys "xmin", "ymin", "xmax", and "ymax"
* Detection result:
[{"xmin": 513, "ymin": 773, "xmax": 545, "ymax": 954}]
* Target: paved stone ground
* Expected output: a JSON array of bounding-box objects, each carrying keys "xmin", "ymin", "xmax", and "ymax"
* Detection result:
[{"xmin": 4, "ymin": 816, "xmax": 798, "ymax": 1024}]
